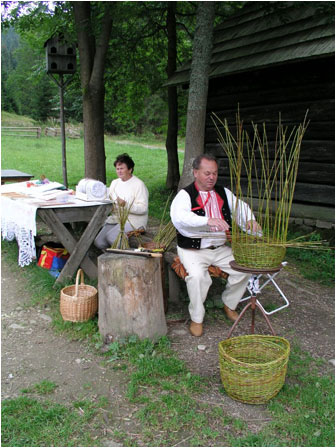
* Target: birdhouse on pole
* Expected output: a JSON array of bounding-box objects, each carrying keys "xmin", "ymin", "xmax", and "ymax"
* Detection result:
[
  {"xmin": 44, "ymin": 35, "xmax": 77, "ymax": 188},
  {"xmin": 44, "ymin": 35, "xmax": 76, "ymax": 75}
]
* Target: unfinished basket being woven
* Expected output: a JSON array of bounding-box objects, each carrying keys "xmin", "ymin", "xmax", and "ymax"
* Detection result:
[
  {"xmin": 232, "ymin": 235, "xmax": 286, "ymax": 269},
  {"xmin": 218, "ymin": 335, "xmax": 290, "ymax": 404},
  {"xmin": 60, "ymin": 269, "xmax": 98, "ymax": 322}
]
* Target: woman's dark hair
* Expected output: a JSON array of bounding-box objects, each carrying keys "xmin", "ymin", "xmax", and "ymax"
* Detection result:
[
  {"xmin": 192, "ymin": 154, "xmax": 218, "ymax": 170},
  {"xmin": 114, "ymin": 153, "xmax": 135, "ymax": 173}
]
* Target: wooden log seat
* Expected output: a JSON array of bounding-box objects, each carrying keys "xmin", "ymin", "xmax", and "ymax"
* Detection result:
[{"xmin": 98, "ymin": 252, "xmax": 167, "ymax": 341}]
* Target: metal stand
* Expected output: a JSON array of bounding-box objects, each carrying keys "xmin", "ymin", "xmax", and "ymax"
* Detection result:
[
  {"xmin": 240, "ymin": 262, "xmax": 289, "ymax": 315},
  {"xmin": 227, "ymin": 261, "xmax": 283, "ymax": 338}
]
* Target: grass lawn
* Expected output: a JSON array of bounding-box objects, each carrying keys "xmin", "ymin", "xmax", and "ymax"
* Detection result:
[
  {"xmin": 1, "ymin": 132, "xmax": 184, "ymax": 220},
  {"xmin": 2, "ymin": 237, "xmax": 335, "ymax": 446},
  {"xmin": 1, "ymin": 239, "xmax": 335, "ymax": 447},
  {"xmin": 1, "ymin": 124, "xmax": 335, "ymax": 447}
]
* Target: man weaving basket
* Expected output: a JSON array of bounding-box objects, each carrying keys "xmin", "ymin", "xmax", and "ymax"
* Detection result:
[{"xmin": 170, "ymin": 154, "xmax": 261, "ymax": 337}]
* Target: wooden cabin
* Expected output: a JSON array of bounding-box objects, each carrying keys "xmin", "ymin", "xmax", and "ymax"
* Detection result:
[{"xmin": 166, "ymin": 2, "xmax": 335, "ymax": 228}]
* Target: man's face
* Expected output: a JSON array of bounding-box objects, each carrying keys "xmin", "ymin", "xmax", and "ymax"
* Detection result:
[
  {"xmin": 115, "ymin": 162, "xmax": 132, "ymax": 181},
  {"xmin": 193, "ymin": 159, "xmax": 218, "ymax": 191}
]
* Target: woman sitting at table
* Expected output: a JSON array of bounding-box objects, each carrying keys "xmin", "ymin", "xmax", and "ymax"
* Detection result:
[{"xmin": 94, "ymin": 153, "xmax": 149, "ymax": 250}]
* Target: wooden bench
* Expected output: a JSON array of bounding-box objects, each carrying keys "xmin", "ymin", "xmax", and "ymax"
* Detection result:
[{"xmin": 2, "ymin": 127, "xmax": 41, "ymax": 138}]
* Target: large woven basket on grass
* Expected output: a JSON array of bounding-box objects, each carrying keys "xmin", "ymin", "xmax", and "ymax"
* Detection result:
[
  {"xmin": 218, "ymin": 335, "xmax": 290, "ymax": 404},
  {"xmin": 232, "ymin": 235, "xmax": 286, "ymax": 269},
  {"xmin": 60, "ymin": 269, "xmax": 98, "ymax": 322}
]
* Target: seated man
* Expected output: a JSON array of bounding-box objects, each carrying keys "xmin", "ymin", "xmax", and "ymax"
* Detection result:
[
  {"xmin": 170, "ymin": 154, "xmax": 260, "ymax": 337},
  {"xmin": 95, "ymin": 153, "xmax": 148, "ymax": 250}
]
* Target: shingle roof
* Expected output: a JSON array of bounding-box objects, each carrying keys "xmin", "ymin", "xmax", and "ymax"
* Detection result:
[{"xmin": 165, "ymin": 1, "xmax": 335, "ymax": 86}]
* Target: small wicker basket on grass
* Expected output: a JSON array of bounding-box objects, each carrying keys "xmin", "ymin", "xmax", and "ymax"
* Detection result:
[
  {"xmin": 218, "ymin": 335, "xmax": 290, "ymax": 404},
  {"xmin": 60, "ymin": 269, "xmax": 98, "ymax": 322}
]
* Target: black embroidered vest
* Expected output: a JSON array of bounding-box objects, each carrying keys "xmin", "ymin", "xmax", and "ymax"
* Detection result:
[{"xmin": 176, "ymin": 182, "xmax": 232, "ymax": 249}]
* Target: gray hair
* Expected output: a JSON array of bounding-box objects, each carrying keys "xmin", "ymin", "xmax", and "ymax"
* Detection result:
[{"xmin": 192, "ymin": 154, "xmax": 218, "ymax": 170}]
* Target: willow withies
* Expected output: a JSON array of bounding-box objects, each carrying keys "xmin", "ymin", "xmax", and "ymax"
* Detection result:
[
  {"xmin": 211, "ymin": 111, "xmax": 321, "ymax": 267},
  {"xmin": 110, "ymin": 199, "xmax": 134, "ymax": 250}
]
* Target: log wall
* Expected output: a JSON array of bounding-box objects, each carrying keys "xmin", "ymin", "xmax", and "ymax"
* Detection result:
[{"xmin": 205, "ymin": 57, "xmax": 335, "ymax": 225}]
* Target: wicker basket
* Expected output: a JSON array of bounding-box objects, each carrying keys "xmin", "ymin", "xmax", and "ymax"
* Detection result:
[
  {"xmin": 60, "ymin": 269, "xmax": 98, "ymax": 322},
  {"xmin": 232, "ymin": 235, "xmax": 286, "ymax": 269},
  {"xmin": 218, "ymin": 335, "xmax": 290, "ymax": 404}
]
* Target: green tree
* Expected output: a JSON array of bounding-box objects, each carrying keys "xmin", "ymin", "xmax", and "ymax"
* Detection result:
[{"xmin": 2, "ymin": 30, "xmax": 57, "ymax": 120}]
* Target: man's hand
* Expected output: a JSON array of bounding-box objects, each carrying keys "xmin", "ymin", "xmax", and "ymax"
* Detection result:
[
  {"xmin": 207, "ymin": 217, "xmax": 230, "ymax": 232},
  {"xmin": 117, "ymin": 196, "xmax": 126, "ymax": 207},
  {"xmin": 246, "ymin": 220, "xmax": 262, "ymax": 233}
]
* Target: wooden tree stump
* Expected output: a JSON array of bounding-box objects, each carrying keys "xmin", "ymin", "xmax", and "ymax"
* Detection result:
[{"xmin": 98, "ymin": 253, "xmax": 167, "ymax": 341}]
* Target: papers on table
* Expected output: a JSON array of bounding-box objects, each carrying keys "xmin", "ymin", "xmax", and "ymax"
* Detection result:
[
  {"xmin": 1, "ymin": 180, "xmax": 64, "ymax": 193},
  {"xmin": 1, "ymin": 180, "xmax": 74, "ymax": 204}
]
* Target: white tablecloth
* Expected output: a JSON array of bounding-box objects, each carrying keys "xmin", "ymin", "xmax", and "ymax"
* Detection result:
[
  {"xmin": 1, "ymin": 181, "xmax": 111, "ymax": 267},
  {"xmin": 1, "ymin": 195, "xmax": 38, "ymax": 266}
]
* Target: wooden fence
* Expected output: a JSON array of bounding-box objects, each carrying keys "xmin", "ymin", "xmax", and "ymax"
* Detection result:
[
  {"xmin": 2, "ymin": 127, "xmax": 41, "ymax": 138},
  {"xmin": 45, "ymin": 127, "xmax": 81, "ymax": 138}
]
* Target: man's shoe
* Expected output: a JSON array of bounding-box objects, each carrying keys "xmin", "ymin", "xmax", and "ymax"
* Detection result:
[
  {"xmin": 189, "ymin": 321, "xmax": 203, "ymax": 337},
  {"xmin": 224, "ymin": 304, "xmax": 239, "ymax": 322}
]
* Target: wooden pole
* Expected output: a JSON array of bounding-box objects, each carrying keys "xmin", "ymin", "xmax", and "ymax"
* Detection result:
[{"xmin": 59, "ymin": 74, "xmax": 68, "ymax": 188}]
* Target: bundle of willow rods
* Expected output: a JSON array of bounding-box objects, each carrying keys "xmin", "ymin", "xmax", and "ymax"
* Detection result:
[
  {"xmin": 110, "ymin": 200, "xmax": 134, "ymax": 250},
  {"xmin": 153, "ymin": 220, "xmax": 176, "ymax": 251},
  {"xmin": 212, "ymin": 111, "xmax": 315, "ymax": 267},
  {"xmin": 151, "ymin": 193, "xmax": 176, "ymax": 251}
]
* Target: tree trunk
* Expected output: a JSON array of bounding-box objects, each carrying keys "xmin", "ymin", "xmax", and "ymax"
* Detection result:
[
  {"xmin": 178, "ymin": 1, "xmax": 215, "ymax": 190},
  {"xmin": 82, "ymin": 84, "xmax": 106, "ymax": 181},
  {"xmin": 165, "ymin": 2, "xmax": 180, "ymax": 190},
  {"xmin": 73, "ymin": 2, "xmax": 113, "ymax": 184},
  {"xmin": 98, "ymin": 253, "xmax": 167, "ymax": 341}
]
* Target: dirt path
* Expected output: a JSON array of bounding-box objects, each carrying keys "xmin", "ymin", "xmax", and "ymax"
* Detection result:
[{"xmin": 1, "ymin": 256, "xmax": 335, "ymax": 443}]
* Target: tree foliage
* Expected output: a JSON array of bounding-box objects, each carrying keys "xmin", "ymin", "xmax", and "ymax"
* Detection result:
[
  {"xmin": 1, "ymin": 1, "xmax": 246, "ymax": 183},
  {"xmin": 1, "ymin": 1, "xmax": 194, "ymax": 135}
]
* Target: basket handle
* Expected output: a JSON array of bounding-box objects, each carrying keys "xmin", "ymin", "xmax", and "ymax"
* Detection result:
[{"xmin": 74, "ymin": 269, "xmax": 85, "ymax": 297}]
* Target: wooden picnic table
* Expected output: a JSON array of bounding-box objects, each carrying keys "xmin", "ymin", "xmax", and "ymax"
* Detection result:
[
  {"xmin": 1, "ymin": 170, "xmax": 34, "ymax": 184},
  {"xmin": 37, "ymin": 202, "xmax": 112, "ymax": 284},
  {"xmin": 1, "ymin": 181, "xmax": 112, "ymax": 284}
]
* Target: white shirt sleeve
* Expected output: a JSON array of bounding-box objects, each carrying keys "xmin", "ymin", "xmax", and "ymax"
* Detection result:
[
  {"xmin": 108, "ymin": 179, "xmax": 118, "ymax": 202},
  {"xmin": 170, "ymin": 189, "xmax": 209, "ymax": 236},
  {"xmin": 224, "ymin": 188, "xmax": 255, "ymax": 230},
  {"xmin": 108, "ymin": 177, "xmax": 148, "ymax": 215},
  {"xmin": 129, "ymin": 181, "xmax": 148, "ymax": 215}
]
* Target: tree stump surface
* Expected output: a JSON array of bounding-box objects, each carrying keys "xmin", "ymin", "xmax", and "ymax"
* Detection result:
[{"xmin": 98, "ymin": 253, "xmax": 167, "ymax": 341}]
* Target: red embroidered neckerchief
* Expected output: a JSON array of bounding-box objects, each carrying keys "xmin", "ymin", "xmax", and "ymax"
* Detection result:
[{"xmin": 191, "ymin": 182, "xmax": 224, "ymax": 219}]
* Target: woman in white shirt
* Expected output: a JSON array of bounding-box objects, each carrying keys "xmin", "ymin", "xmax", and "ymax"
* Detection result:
[{"xmin": 94, "ymin": 153, "xmax": 148, "ymax": 250}]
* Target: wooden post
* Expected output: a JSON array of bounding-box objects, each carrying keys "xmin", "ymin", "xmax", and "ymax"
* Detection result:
[
  {"xmin": 59, "ymin": 74, "xmax": 68, "ymax": 188},
  {"xmin": 98, "ymin": 253, "xmax": 167, "ymax": 341}
]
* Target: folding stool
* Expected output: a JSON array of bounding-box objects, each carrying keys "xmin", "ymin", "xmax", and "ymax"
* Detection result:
[{"xmin": 239, "ymin": 261, "xmax": 289, "ymax": 315}]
